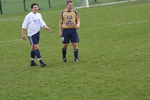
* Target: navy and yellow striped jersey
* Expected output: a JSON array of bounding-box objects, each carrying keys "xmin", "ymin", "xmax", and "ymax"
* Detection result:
[{"xmin": 60, "ymin": 9, "xmax": 79, "ymax": 29}]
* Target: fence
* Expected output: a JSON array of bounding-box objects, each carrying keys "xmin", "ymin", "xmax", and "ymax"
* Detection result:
[
  {"xmin": 0, "ymin": 0, "xmax": 99, "ymax": 14},
  {"xmin": 0, "ymin": 0, "xmax": 63, "ymax": 14},
  {"xmin": 1, "ymin": 0, "xmax": 133, "ymax": 15}
]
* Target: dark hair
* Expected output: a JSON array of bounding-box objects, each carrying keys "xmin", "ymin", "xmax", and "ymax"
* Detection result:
[
  {"xmin": 66, "ymin": 0, "xmax": 73, "ymax": 5},
  {"xmin": 31, "ymin": 3, "xmax": 39, "ymax": 9}
]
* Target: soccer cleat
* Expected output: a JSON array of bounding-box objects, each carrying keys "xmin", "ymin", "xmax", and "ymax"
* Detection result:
[
  {"xmin": 63, "ymin": 58, "xmax": 67, "ymax": 63},
  {"xmin": 74, "ymin": 59, "xmax": 79, "ymax": 63},
  {"xmin": 31, "ymin": 61, "xmax": 38, "ymax": 66},
  {"xmin": 40, "ymin": 62, "xmax": 46, "ymax": 67}
]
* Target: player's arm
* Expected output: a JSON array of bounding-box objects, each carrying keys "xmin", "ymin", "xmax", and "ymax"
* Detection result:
[
  {"xmin": 22, "ymin": 29, "xmax": 27, "ymax": 40},
  {"xmin": 22, "ymin": 15, "xmax": 29, "ymax": 40},
  {"xmin": 75, "ymin": 11, "xmax": 80, "ymax": 29},
  {"xmin": 43, "ymin": 25, "xmax": 51, "ymax": 32},
  {"xmin": 40, "ymin": 16, "xmax": 51, "ymax": 32},
  {"xmin": 76, "ymin": 15, "xmax": 80, "ymax": 29},
  {"xmin": 59, "ymin": 22, "xmax": 62, "ymax": 37},
  {"xmin": 76, "ymin": 14, "xmax": 80, "ymax": 28},
  {"xmin": 59, "ymin": 12, "xmax": 63, "ymax": 37}
]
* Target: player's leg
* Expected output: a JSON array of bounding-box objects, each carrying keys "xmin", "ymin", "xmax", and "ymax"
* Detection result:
[
  {"xmin": 29, "ymin": 35, "xmax": 37, "ymax": 66},
  {"xmin": 72, "ymin": 42, "xmax": 79, "ymax": 62},
  {"xmin": 34, "ymin": 32, "xmax": 46, "ymax": 67},
  {"xmin": 62, "ymin": 43, "xmax": 68, "ymax": 62},
  {"xmin": 33, "ymin": 46, "xmax": 46, "ymax": 67},
  {"xmin": 70, "ymin": 29, "xmax": 79, "ymax": 62},
  {"xmin": 29, "ymin": 32, "xmax": 46, "ymax": 67},
  {"xmin": 62, "ymin": 29, "xmax": 69, "ymax": 62}
]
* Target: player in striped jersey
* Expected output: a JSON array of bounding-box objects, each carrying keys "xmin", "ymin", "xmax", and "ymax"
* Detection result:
[{"xmin": 59, "ymin": 0, "xmax": 80, "ymax": 63}]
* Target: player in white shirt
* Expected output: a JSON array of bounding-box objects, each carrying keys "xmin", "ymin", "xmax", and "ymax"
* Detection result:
[{"xmin": 22, "ymin": 3, "xmax": 50, "ymax": 67}]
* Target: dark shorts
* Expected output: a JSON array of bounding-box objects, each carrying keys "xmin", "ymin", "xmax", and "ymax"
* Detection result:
[
  {"xmin": 28, "ymin": 32, "xmax": 40, "ymax": 45},
  {"xmin": 62, "ymin": 28, "xmax": 79, "ymax": 43}
]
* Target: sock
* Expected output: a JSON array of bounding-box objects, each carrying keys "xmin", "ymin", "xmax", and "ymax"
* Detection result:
[
  {"xmin": 73, "ymin": 48, "xmax": 78, "ymax": 59},
  {"xmin": 35, "ymin": 49, "xmax": 43, "ymax": 64},
  {"xmin": 31, "ymin": 50, "xmax": 35, "ymax": 62},
  {"xmin": 62, "ymin": 48, "xmax": 67, "ymax": 59}
]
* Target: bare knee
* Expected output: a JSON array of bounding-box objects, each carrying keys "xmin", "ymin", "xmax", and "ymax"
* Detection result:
[
  {"xmin": 32, "ymin": 44, "xmax": 39, "ymax": 50},
  {"xmin": 72, "ymin": 43, "xmax": 78, "ymax": 49},
  {"xmin": 63, "ymin": 43, "xmax": 68, "ymax": 49}
]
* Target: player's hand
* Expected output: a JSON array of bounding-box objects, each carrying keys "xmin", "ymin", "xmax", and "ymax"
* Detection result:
[
  {"xmin": 44, "ymin": 25, "xmax": 51, "ymax": 32},
  {"xmin": 59, "ymin": 32, "xmax": 62, "ymax": 37},
  {"xmin": 47, "ymin": 27, "xmax": 51, "ymax": 32},
  {"xmin": 22, "ymin": 33, "xmax": 26, "ymax": 40},
  {"xmin": 76, "ymin": 24, "xmax": 80, "ymax": 29}
]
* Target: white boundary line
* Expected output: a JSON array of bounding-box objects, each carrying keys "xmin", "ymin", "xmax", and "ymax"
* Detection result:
[
  {"xmin": 0, "ymin": 39, "xmax": 22, "ymax": 44},
  {"xmin": 75, "ymin": 0, "xmax": 137, "ymax": 9},
  {"xmin": 113, "ymin": 20, "xmax": 148, "ymax": 26},
  {"xmin": 0, "ymin": 16, "xmax": 23, "ymax": 22},
  {"xmin": 109, "ymin": 20, "xmax": 148, "ymax": 27},
  {"xmin": 0, "ymin": 19, "xmax": 21, "ymax": 22}
]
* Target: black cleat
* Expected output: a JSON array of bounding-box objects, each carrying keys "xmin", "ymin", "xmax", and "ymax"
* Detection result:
[
  {"xmin": 63, "ymin": 58, "xmax": 67, "ymax": 63},
  {"xmin": 40, "ymin": 63, "xmax": 46, "ymax": 67},
  {"xmin": 74, "ymin": 59, "xmax": 79, "ymax": 63},
  {"xmin": 31, "ymin": 62, "xmax": 38, "ymax": 66}
]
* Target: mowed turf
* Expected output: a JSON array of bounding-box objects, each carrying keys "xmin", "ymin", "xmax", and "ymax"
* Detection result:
[{"xmin": 0, "ymin": 1, "xmax": 150, "ymax": 100}]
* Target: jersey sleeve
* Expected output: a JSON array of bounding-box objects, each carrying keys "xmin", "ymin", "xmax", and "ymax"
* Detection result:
[
  {"xmin": 74, "ymin": 10, "xmax": 78, "ymax": 16},
  {"xmin": 40, "ymin": 15, "xmax": 46, "ymax": 27},
  {"xmin": 22, "ymin": 15, "xmax": 29, "ymax": 29},
  {"xmin": 75, "ymin": 10, "xmax": 80, "ymax": 23}
]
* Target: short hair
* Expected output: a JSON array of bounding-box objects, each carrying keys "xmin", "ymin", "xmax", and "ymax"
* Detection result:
[
  {"xmin": 31, "ymin": 3, "xmax": 39, "ymax": 9},
  {"xmin": 66, "ymin": 0, "xmax": 73, "ymax": 5}
]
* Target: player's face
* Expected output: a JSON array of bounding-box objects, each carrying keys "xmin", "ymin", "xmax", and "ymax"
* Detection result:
[
  {"xmin": 67, "ymin": 3, "xmax": 74, "ymax": 10},
  {"xmin": 32, "ymin": 5, "xmax": 39, "ymax": 12}
]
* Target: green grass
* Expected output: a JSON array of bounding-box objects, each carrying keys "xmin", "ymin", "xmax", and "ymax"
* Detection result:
[{"xmin": 0, "ymin": 1, "xmax": 150, "ymax": 100}]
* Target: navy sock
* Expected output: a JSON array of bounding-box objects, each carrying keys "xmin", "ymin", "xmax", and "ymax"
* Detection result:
[
  {"xmin": 35, "ymin": 50, "xmax": 43, "ymax": 64},
  {"xmin": 62, "ymin": 48, "xmax": 67, "ymax": 59},
  {"xmin": 73, "ymin": 48, "xmax": 78, "ymax": 59},
  {"xmin": 31, "ymin": 50, "xmax": 35, "ymax": 61}
]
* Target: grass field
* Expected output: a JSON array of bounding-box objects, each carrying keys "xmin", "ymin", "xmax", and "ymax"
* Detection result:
[{"xmin": 0, "ymin": 0, "xmax": 150, "ymax": 100}]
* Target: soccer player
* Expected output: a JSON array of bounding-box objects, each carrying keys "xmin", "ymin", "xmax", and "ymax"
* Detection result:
[
  {"xmin": 59, "ymin": 0, "xmax": 80, "ymax": 63},
  {"xmin": 22, "ymin": 3, "xmax": 51, "ymax": 67}
]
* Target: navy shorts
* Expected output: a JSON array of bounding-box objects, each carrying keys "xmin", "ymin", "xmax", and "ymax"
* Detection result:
[
  {"xmin": 28, "ymin": 32, "xmax": 40, "ymax": 45},
  {"xmin": 62, "ymin": 28, "xmax": 79, "ymax": 43}
]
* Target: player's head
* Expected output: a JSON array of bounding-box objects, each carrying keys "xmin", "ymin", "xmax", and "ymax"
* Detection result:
[
  {"xmin": 31, "ymin": 3, "xmax": 39, "ymax": 13},
  {"xmin": 66, "ymin": 0, "xmax": 73, "ymax": 10}
]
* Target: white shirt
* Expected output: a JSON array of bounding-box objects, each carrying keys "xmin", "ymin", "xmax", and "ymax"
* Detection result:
[{"xmin": 22, "ymin": 12, "xmax": 46, "ymax": 36}]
